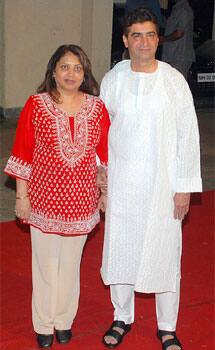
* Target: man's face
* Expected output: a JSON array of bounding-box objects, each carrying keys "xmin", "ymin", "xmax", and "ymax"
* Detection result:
[{"xmin": 123, "ymin": 21, "xmax": 159, "ymax": 64}]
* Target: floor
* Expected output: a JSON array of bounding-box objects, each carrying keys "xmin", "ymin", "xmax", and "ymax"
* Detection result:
[{"xmin": 0, "ymin": 106, "xmax": 214, "ymax": 222}]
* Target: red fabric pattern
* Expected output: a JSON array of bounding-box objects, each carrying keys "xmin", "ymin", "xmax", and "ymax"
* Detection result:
[{"xmin": 5, "ymin": 93, "xmax": 110, "ymax": 235}]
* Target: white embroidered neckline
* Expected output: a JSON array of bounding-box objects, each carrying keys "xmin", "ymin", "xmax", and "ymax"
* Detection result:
[{"xmin": 38, "ymin": 93, "xmax": 96, "ymax": 166}]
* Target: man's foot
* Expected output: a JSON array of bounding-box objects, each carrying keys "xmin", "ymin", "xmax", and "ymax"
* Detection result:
[
  {"xmin": 157, "ymin": 330, "xmax": 182, "ymax": 350},
  {"xmin": 102, "ymin": 320, "xmax": 131, "ymax": 348},
  {"xmin": 55, "ymin": 329, "xmax": 72, "ymax": 344},
  {"xmin": 36, "ymin": 334, "xmax": 53, "ymax": 348}
]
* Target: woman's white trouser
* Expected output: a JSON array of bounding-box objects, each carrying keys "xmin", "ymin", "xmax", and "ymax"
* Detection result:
[
  {"xmin": 110, "ymin": 277, "xmax": 180, "ymax": 331},
  {"xmin": 31, "ymin": 226, "xmax": 87, "ymax": 334}
]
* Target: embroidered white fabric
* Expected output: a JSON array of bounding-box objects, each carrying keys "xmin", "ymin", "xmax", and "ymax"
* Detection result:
[
  {"xmin": 29, "ymin": 210, "xmax": 100, "ymax": 235},
  {"xmin": 100, "ymin": 60, "xmax": 202, "ymax": 292},
  {"xmin": 5, "ymin": 155, "xmax": 32, "ymax": 180}
]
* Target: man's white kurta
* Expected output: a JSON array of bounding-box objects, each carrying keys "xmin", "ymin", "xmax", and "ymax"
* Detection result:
[{"xmin": 100, "ymin": 60, "xmax": 202, "ymax": 293}]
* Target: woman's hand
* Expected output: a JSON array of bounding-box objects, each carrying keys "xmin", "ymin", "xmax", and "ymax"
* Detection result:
[
  {"xmin": 97, "ymin": 166, "xmax": 108, "ymax": 195},
  {"xmin": 15, "ymin": 196, "xmax": 31, "ymax": 221},
  {"xmin": 15, "ymin": 178, "xmax": 31, "ymax": 221}
]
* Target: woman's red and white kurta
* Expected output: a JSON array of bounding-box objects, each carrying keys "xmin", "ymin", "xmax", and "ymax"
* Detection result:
[{"xmin": 5, "ymin": 93, "xmax": 110, "ymax": 235}]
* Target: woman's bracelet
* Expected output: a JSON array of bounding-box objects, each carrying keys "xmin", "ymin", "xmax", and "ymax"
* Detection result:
[{"xmin": 16, "ymin": 194, "xmax": 29, "ymax": 200}]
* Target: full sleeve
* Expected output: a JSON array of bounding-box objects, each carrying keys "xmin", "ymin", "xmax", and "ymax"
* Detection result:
[
  {"xmin": 96, "ymin": 103, "xmax": 110, "ymax": 166},
  {"xmin": 4, "ymin": 96, "xmax": 35, "ymax": 181},
  {"xmin": 175, "ymin": 78, "xmax": 202, "ymax": 192}
]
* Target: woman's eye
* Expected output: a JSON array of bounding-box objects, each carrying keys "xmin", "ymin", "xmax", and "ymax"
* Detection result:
[
  {"xmin": 74, "ymin": 66, "xmax": 82, "ymax": 73},
  {"xmin": 61, "ymin": 64, "xmax": 69, "ymax": 70}
]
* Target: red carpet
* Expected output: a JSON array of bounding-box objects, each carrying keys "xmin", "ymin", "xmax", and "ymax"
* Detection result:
[{"xmin": 0, "ymin": 191, "xmax": 214, "ymax": 349}]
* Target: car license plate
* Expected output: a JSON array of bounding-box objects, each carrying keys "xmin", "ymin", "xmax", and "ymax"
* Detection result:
[{"xmin": 197, "ymin": 73, "xmax": 215, "ymax": 82}]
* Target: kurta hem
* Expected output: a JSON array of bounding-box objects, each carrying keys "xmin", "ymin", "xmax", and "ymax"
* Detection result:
[{"xmin": 28, "ymin": 210, "xmax": 100, "ymax": 235}]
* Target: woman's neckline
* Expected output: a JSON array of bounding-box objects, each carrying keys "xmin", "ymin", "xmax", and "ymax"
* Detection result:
[{"xmin": 52, "ymin": 92, "xmax": 87, "ymax": 117}]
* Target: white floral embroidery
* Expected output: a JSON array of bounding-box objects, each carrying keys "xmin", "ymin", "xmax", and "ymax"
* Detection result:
[
  {"xmin": 28, "ymin": 209, "xmax": 100, "ymax": 235},
  {"xmin": 5, "ymin": 156, "xmax": 32, "ymax": 180},
  {"xmin": 37, "ymin": 93, "xmax": 101, "ymax": 167}
]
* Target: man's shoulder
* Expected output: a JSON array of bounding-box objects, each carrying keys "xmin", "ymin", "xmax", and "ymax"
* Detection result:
[
  {"xmin": 159, "ymin": 61, "xmax": 191, "ymax": 99},
  {"xmin": 112, "ymin": 59, "xmax": 130, "ymax": 71},
  {"xmin": 102, "ymin": 60, "xmax": 130, "ymax": 81},
  {"xmin": 159, "ymin": 61, "xmax": 185, "ymax": 81},
  {"xmin": 176, "ymin": 1, "xmax": 193, "ymax": 18}
]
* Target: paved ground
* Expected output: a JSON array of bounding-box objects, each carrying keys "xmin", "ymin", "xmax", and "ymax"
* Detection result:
[{"xmin": 0, "ymin": 106, "xmax": 214, "ymax": 222}]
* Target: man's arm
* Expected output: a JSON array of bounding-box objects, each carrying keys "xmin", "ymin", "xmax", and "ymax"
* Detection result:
[
  {"xmin": 174, "ymin": 77, "xmax": 202, "ymax": 193},
  {"xmin": 159, "ymin": 29, "xmax": 184, "ymax": 44},
  {"xmin": 172, "ymin": 75, "xmax": 202, "ymax": 219}
]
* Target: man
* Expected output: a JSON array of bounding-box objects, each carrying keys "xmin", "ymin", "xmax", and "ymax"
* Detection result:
[
  {"xmin": 161, "ymin": 0, "xmax": 195, "ymax": 79},
  {"xmin": 99, "ymin": 7, "xmax": 202, "ymax": 350}
]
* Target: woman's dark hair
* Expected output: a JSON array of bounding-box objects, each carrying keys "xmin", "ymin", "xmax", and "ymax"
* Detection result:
[
  {"xmin": 123, "ymin": 7, "xmax": 159, "ymax": 37},
  {"xmin": 37, "ymin": 44, "xmax": 99, "ymax": 101}
]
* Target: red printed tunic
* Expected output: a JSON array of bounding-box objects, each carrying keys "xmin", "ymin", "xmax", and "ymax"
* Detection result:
[{"xmin": 5, "ymin": 93, "xmax": 110, "ymax": 235}]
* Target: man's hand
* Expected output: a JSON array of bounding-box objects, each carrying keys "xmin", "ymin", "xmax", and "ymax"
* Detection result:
[
  {"xmin": 173, "ymin": 193, "xmax": 190, "ymax": 220},
  {"xmin": 98, "ymin": 194, "xmax": 107, "ymax": 212}
]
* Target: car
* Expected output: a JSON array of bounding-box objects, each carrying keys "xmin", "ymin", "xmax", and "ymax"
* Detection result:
[{"xmin": 188, "ymin": 40, "xmax": 215, "ymax": 99}]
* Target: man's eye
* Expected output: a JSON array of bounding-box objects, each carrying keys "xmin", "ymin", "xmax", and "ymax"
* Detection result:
[
  {"xmin": 146, "ymin": 33, "xmax": 156, "ymax": 38},
  {"xmin": 133, "ymin": 34, "xmax": 140, "ymax": 39}
]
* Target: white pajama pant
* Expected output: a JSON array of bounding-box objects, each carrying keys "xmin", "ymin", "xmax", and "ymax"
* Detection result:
[
  {"xmin": 110, "ymin": 276, "xmax": 180, "ymax": 331},
  {"xmin": 30, "ymin": 226, "xmax": 87, "ymax": 334}
]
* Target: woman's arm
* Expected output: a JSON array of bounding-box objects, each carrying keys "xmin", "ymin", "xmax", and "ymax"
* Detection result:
[{"xmin": 15, "ymin": 178, "xmax": 31, "ymax": 221}]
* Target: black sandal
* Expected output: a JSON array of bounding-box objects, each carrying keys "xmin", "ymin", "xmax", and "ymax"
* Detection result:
[
  {"xmin": 157, "ymin": 330, "xmax": 182, "ymax": 349},
  {"xmin": 102, "ymin": 320, "xmax": 131, "ymax": 348}
]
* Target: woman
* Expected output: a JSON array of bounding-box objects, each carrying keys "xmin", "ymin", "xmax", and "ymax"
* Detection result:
[{"xmin": 5, "ymin": 44, "xmax": 110, "ymax": 348}]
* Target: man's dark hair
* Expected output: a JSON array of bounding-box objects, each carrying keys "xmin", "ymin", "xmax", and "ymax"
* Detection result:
[{"xmin": 123, "ymin": 6, "xmax": 159, "ymax": 37}]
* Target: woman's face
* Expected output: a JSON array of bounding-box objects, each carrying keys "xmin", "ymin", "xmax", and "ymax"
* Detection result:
[{"xmin": 53, "ymin": 52, "xmax": 84, "ymax": 94}]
